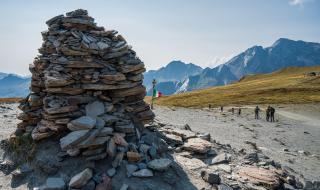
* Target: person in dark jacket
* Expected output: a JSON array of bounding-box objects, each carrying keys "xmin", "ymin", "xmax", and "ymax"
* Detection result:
[
  {"xmin": 270, "ymin": 107, "xmax": 275, "ymax": 122},
  {"xmin": 266, "ymin": 106, "xmax": 271, "ymax": 121},
  {"xmin": 238, "ymin": 108, "xmax": 241, "ymax": 116},
  {"xmin": 254, "ymin": 106, "xmax": 260, "ymax": 119}
]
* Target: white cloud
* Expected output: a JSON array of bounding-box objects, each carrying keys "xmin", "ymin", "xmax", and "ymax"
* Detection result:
[{"xmin": 289, "ymin": 0, "xmax": 313, "ymax": 6}]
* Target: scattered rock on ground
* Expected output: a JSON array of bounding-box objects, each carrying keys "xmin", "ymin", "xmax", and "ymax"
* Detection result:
[
  {"xmin": 201, "ymin": 170, "xmax": 221, "ymax": 185},
  {"xmin": 182, "ymin": 137, "xmax": 212, "ymax": 153},
  {"xmin": 132, "ymin": 169, "xmax": 154, "ymax": 178},
  {"xmin": 69, "ymin": 168, "xmax": 93, "ymax": 188},
  {"xmin": 209, "ymin": 153, "xmax": 231, "ymax": 165},
  {"xmin": 147, "ymin": 158, "xmax": 172, "ymax": 171},
  {"xmin": 236, "ymin": 166, "xmax": 282, "ymax": 189},
  {"xmin": 44, "ymin": 177, "xmax": 66, "ymax": 190}
]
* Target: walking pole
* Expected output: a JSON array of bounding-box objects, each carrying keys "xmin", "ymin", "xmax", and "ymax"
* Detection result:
[{"xmin": 151, "ymin": 79, "xmax": 157, "ymax": 110}]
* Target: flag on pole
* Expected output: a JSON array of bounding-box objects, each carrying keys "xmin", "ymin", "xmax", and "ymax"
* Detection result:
[{"xmin": 153, "ymin": 89, "xmax": 162, "ymax": 98}]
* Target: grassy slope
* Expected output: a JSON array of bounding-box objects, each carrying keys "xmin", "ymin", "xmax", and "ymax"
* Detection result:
[
  {"xmin": 150, "ymin": 66, "xmax": 320, "ymax": 108},
  {"xmin": 0, "ymin": 98, "xmax": 22, "ymax": 103}
]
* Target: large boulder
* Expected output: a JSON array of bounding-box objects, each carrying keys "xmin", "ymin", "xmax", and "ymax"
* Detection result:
[
  {"xmin": 182, "ymin": 138, "xmax": 212, "ymax": 153},
  {"xmin": 236, "ymin": 166, "xmax": 282, "ymax": 188}
]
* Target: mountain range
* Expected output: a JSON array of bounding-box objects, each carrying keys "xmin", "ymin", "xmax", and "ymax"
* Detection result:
[
  {"xmin": 0, "ymin": 38, "xmax": 319, "ymax": 98},
  {"xmin": 0, "ymin": 74, "xmax": 30, "ymax": 97},
  {"xmin": 143, "ymin": 60, "xmax": 203, "ymax": 95},
  {"xmin": 182, "ymin": 38, "xmax": 320, "ymax": 91},
  {"xmin": 146, "ymin": 38, "xmax": 320, "ymax": 94}
]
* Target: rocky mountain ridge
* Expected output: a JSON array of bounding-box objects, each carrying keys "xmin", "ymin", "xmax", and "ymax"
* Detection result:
[
  {"xmin": 0, "ymin": 74, "xmax": 30, "ymax": 97},
  {"xmin": 183, "ymin": 38, "xmax": 320, "ymax": 91},
  {"xmin": 143, "ymin": 60, "xmax": 203, "ymax": 95}
]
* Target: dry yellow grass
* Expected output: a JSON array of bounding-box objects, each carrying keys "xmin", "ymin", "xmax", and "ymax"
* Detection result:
[
  {"xmin": 148, "ymin": 66, "xmax": 320, "ymax": 108},
  {"xmin": 0, "ymin": 98, "xmax": 23, "ymax": 103}
]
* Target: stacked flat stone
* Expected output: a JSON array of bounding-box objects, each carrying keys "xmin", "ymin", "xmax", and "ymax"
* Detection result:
[{"xmin": 16, "ymin": 9, "xmax": 154, "ymax": 159}]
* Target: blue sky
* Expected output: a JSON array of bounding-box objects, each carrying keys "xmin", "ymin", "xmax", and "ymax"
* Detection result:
[{"xmin": 0, "ymin": 0, "xmax": 319, "ymax": 75}]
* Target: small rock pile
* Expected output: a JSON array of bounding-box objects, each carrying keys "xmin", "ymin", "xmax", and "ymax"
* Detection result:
[{"xmin": 15, "ymin": 9, "xmax": 154, "ymax": 160}]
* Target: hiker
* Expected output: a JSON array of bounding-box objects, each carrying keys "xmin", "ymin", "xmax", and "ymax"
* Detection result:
[
  {"xmin": 270, "ymin": 107, "xmax": 275, "ymax": 122},
  {"xmin": 254, "ymin": 106, "xmax": 260, "ymax": 119},
  {"xmin": 208, "ymin": 104, "xmax": 212, "ymax": 109},
  {"xmin": 220, "ymin": 106, "xmax": 223, "ymax": 112},
  {"xmin": 238, "ymin": 108, "xmax": 241, "ymax": 116},
  {"xmin": 266, "ymin": 106, "xmax": 271, "ymax": 121},
  {"xmin": 231, "ymin": 107, "xmax": 235, "ymax": 114}
]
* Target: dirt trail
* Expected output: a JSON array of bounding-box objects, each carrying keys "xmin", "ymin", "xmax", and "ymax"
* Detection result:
[
  {"xmin": 153, "ymin": 104, "xmax": 320, "ymax": 182},
  {"xmin": 246, "ymin": 105, "xmax": 320, "ymax": 126},
  {"xmin": 276, "ymin": 110, "xmax": 320, "ymax": 127}
]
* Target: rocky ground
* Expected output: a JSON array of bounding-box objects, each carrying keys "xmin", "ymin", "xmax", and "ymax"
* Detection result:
[
  {"xmin": 154, "ymin": 104, "xmax": 320, "ymax": 182},
  {"xmin": 0, "ymin": 103, "xmax": 319, "ymax": 189}
]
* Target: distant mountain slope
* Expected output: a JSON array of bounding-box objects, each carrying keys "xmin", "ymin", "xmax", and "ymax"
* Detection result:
[
  {"xmin": 152, "ymin": 66, "xmax": 320, "ymax": 108},
  {"xmin": 0, "ymin": 74, "xmax": 30, "ymax": 97},
  {"xmin": 0, "ymin": 72, "xmax": 9, "ymax": 79},
  {"xmin": 181, "ymin": 66, "xmax": 238, "ymax": 91},
  {"xmin": 143, "ymin": 60, "xmax": 203, "ymax": 90},
  {"xmin": 183, "ymin": 38, "xmax": 320, "ymax": 91}
]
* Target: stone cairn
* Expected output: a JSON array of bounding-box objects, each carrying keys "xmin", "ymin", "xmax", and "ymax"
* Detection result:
[{"xmin": 16, "ymin": 9, "xmax": 154, "ymax": 160}]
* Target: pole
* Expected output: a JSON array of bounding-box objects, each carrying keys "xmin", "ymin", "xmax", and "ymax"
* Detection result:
[{"xmin": 151, "ymin": 79, "xmax": 156, "ymax": 110}]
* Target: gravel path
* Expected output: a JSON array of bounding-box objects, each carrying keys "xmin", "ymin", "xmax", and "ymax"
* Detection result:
[
  {"xmin": 153, "ymin": 104, "xmax": 320, "ymax": 181},
  {"xmin": 0, "ymin": 103, "xmax": 27, "ymax": 190}
]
